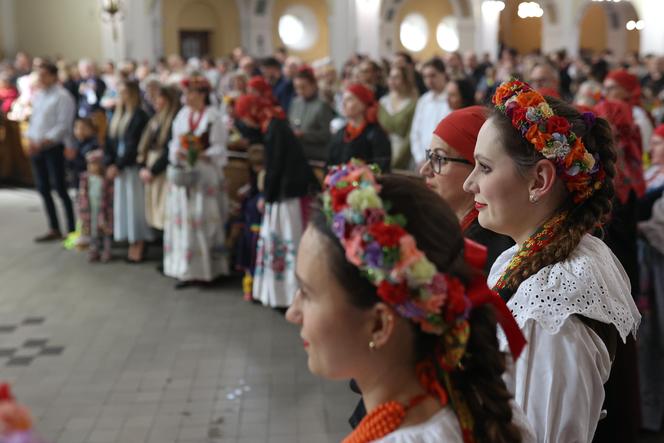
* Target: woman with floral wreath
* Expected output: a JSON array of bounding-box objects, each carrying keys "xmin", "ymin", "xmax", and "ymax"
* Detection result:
[
  {"xmin": 163, "ymin": 75, "xmax": 230, "ymax": 289},
  {"xmin": 287, "ymin": 160, "xmax": 535, "ymax": 442},
  {"xmin": 463, "ymin": 79, "xmax": 641, "ymax": 441}
]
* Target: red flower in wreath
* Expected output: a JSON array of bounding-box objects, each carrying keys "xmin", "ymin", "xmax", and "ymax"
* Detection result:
[
  {"xmin": 330, "ymin": 185, "xmax": 355, "ymax": 212},
  {"xmin": 369, "ymin": 222, "xmax": 406, "ymax": 247},
  {"xmin": 377, "ymin": 280, "xmax": 409, "ymax": 305},
  {"xmin": 546, "ymin": 115, "xmax": 571, "ymax": 135},
  {"xmin": 443, "ymin": 277, "xmax": 468, "ymax": 322},
  {"xmin": 511, "ymin": 107, "xmax": 528, "ymax": 127}
]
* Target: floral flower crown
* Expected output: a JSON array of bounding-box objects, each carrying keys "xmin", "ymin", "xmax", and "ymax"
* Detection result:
[
  {"xmin": 322, "ymin": 160, "xmax": 526, "ymax": 367},
  {"xmin": 493, "ymin": 79, "xmax": 604, "ymax": 203}
]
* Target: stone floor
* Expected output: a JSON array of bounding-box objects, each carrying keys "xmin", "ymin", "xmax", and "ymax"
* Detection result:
[{"xmin": 0, "ymin": 188, "xmax": 357, "ymax": 443}]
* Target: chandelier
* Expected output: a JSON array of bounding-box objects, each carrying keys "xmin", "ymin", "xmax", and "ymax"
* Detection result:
[
  {"xmin": 518, "ymin": 2, "xmax": 544, "ymax": 18},
  {"xmin": 100, "ymin": 0, "xmax": 124, "ymax": 41}
]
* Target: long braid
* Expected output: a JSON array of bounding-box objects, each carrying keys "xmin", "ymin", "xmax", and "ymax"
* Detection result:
[{"xmin": 494, "ymin": 99, "xmax": 617, "ymax": 293}]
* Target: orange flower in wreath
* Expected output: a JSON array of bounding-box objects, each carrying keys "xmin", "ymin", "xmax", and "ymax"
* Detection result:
[
  {"xmin": 493, "ymin": 83, "xmax": 518, "ymax": 105},
  {"xmin": 516, "ymin": 91, "xmax": 544, "ymax": 108},
  {"xmin": 525, "ymin": 124, "xmax": 551, "ymax": 150},
  {"xmin": 564, "ymin": 139, "xmax": 586, "ymax": 168}
]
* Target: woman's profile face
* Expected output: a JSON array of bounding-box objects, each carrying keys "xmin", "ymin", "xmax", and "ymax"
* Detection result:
[
  {"xmin": 463, "ymin": 119, "xmax": 532, "ymax": 237},
  {"xmin": 419, "ymin": 134, "xmax": 473, "ymax": 216},
  {"xmin": 446, "ymin": 82, "xmax": 462, "ymax": 110},
  {"xmin": 286, "ymin": 227, "xmax": 373, "ymax": 380}
]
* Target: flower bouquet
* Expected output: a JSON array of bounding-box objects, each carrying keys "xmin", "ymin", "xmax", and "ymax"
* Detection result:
[{"xmin": 168, "ymin": 133, "xmax": 203, "ymax": 187}]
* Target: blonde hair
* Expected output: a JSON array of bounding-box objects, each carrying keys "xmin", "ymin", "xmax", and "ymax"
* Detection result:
[{"xmin": 109, "ymin": 80, "xmax": 141, "ymax": 138}]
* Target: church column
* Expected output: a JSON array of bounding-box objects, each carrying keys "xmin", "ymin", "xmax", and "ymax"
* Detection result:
[
  {"xmin": 329, "ymin": 0, "xmax": 357, "ymax": 69},
  {"xmin": 0, "ymin": 0, "xmax": 17, "ymax": 58},
  {"xmin": 475, "ymin": 0, "xmax": 503, "ymax": 60},
  {"xmin": 121, "ymin": 0, "xmax": 163, "ymax": 63},
  {"xmin": 457, "ymin": 17, "xmax": 475, "ymax": 54},
  {"xmin": 541, "ymin": 0, "xmax": 578, "ymax": 57},
  {"xmin": 636, "ymin": 0, "xmax": 664, "ymax": 56},
  {"xmin": 355, "ymin": 0, "xmax": 381, "ymax": 60}
]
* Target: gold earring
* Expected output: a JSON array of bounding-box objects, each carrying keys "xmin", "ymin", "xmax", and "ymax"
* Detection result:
[{"xmin": 369, "ymin": 340, "xmax": 376, "ymax": 350}]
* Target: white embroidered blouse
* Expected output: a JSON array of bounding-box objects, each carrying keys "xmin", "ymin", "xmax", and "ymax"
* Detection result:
[{"xmin": 489, "ymin": 234, "xmax": 641, "ymax": 443}]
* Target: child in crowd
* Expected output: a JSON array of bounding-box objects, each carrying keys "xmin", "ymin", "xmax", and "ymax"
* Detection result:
[
  {"xmin": 78, "ymin": 150, "xmax": 114, "ymax": 262},
  {"xmin": 64, "ymin": 117, "xmax": 99, "ymax": 189},
  {"xmin": 235, "ymin": 145, "xmax": 265, "ymax": 300}
]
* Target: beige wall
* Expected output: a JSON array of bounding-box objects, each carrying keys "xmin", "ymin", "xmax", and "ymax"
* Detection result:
[
  {"xmin": 13, "ymin": 0, "xmax": 102, "ymax": 61},
  {"xmin": 500, "ymin": 0, "xmax": 542, "ymax": 54},
  {"xmin": 394, "ymin": 0, "xmax": 454, "ymax": 61},
  {"xmin": 579, "ymin": 3, "xmax": 607, "ymax": 53},
  {"xmin": 272, "ymin": 0, "xmax": 330, "ymax": 62},
  {"xmin": 162, "ymin": 0, "xmax": 241, "ymax": 57}
]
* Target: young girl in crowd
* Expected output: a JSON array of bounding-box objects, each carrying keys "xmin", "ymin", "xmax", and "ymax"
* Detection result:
[
  {"xmin": 104, "ymin": 79, "xmax": 151, "ymax": 262},
  {"xmin": 463, "ymin": 79, "xmax": 641, "ymax": 441},
  {"xmin": 287, "ymin": 161, "xmax": 534, "ymax": 442},
  {"xmin": 78, "ymin": 150, "xmax": 113, "ymax": 263}
]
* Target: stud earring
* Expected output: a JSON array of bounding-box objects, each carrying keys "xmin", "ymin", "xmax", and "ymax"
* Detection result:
[
  {"xmin": 529, "ymin": 194, "xmax": 538, "ymax": 203},
  {"xmin": 369, "ymin": 340, "xmax": 376, "ymax": 350}
]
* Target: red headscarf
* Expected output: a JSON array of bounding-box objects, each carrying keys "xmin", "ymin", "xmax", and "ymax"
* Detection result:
[
  {"xmin": 432, "ymin": 106, "xmax": 487, "ymax": 164},
  {"xmin": 234, "ymin": 94, "xmax": 286, "ymax": 133},
  {"xmin": 593, "ymin": 99, "xmax": 645, "ymax": 203},
  {"xmin": 606, "ymin": 69, "xmax": 641, "ymax": 106},
  {"xmin": 247, "ymin": 75, "xmax": 275, "ymax": 102},
  {"xmin": 654, "ymin": 123, "xmax": 664, "ymax": 140},
  {"xmin": 181, "ymin": 76, "xmax": 211, "ymax": 92}
]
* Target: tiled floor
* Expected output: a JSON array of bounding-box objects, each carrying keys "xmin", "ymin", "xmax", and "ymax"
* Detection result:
[{"xmin": 0, "ymin": 188, "xmax": 357, "ymax": 443}]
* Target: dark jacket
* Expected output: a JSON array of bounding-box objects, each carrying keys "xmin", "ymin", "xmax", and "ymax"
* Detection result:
[
  {"xmin": 327, "ymin": 122, "xmax": 392, "ymax": 172},
  {"xmin": 77, "ymin": 77, "xmax": 107, "ymax": 117},
  {"xmin": 104, "ymin": 108, "xmax": 149, "ymax": 170},
  {"xmin": 263, "ymin": 118, "xmax": 320, "ymax": 203},
  {"xmin": 273, "ymin": 76, "xmax": 296, "ymax": 113}
]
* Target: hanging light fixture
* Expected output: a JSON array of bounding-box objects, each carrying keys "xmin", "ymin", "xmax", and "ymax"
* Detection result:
[
  {"xmin": 482, "ymin": 0, "xmax": 505, "ymax": 15},
  {"xmin": 517, "ymin": 2, "xmax": 544, "ymax": 19},
  {"xmin": 100, "ymin": 0, "xmax": 124, "ymax": 41}
]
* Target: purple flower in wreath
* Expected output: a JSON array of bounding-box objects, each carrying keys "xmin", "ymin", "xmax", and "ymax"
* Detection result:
[
  {"xmin": 327, "ymin": 168, "xmax": 348, "ymax": 188},
  {"xmin": 332, "ymin": 212, "xmax": 346, "ymax": 238},
  {"xmin": 396, "ymin": 300, "xmax": 427, "ymax": 321},
  {"xmin": 364, "ymin": 241, "xmax": 383, "ymax": 268}
]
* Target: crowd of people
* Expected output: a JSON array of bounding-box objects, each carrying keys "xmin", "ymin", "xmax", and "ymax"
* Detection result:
[{"xmin": 1, "ymin": 44, "xmax": 664, "ymax": 442}]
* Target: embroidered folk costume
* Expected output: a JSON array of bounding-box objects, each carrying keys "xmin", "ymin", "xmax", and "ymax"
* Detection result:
[
  {"xmin": 490, "ymin": 79, "xmax": 641, "ymax": 441},
  {"xmin": 323, "ymin": 160, "xmax": 530, "ymax": 443}
]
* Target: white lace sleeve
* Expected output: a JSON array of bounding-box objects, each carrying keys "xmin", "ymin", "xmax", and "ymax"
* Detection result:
[
  {"xmin": 501, "ymin": 317, "xmax": 611, "ymax": 443},
  {"xmin": 491, "ymin": 235, "xmax": 640, "ymax": 342}
]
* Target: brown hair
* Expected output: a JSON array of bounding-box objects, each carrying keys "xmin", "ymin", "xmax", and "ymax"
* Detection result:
[
  {"xmin": 491, "ymin": 96, "xmax": 616, "ymax": 291},
  {"xmin": 389, "ymin": 65, "xmax": 418, "ymax": 100},
  {"xmin": 310, "ymin": 174, "xmax": 522, "ymax": 443}
]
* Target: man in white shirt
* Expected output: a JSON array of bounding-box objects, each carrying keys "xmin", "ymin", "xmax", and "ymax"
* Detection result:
[
  {"xmin": 26, "ymin": 61, "xmax": 76, "ymax": 242},
  {"xmin": 410, "ymin": 58, "xmax": 451, "ymax": 168}
]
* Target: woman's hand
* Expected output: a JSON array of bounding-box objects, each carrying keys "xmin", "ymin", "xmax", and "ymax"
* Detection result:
[
  {"xmin": 139, "ymin": 168, "xmax": 153, "ymax": 183},
  {"xmin": 106, "ymin": 164, "xmax": 119, "ymax": 180}
]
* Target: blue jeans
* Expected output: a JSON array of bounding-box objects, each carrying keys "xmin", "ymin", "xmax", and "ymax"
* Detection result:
[{"xmin": 30, "ymin": 144, "xmax": 75, "ymax": 233}]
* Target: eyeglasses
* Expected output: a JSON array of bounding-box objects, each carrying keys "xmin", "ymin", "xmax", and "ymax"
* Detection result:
[{"xmin": 425, "ymin": 149, "xmax": 472, "ymax": 174}]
